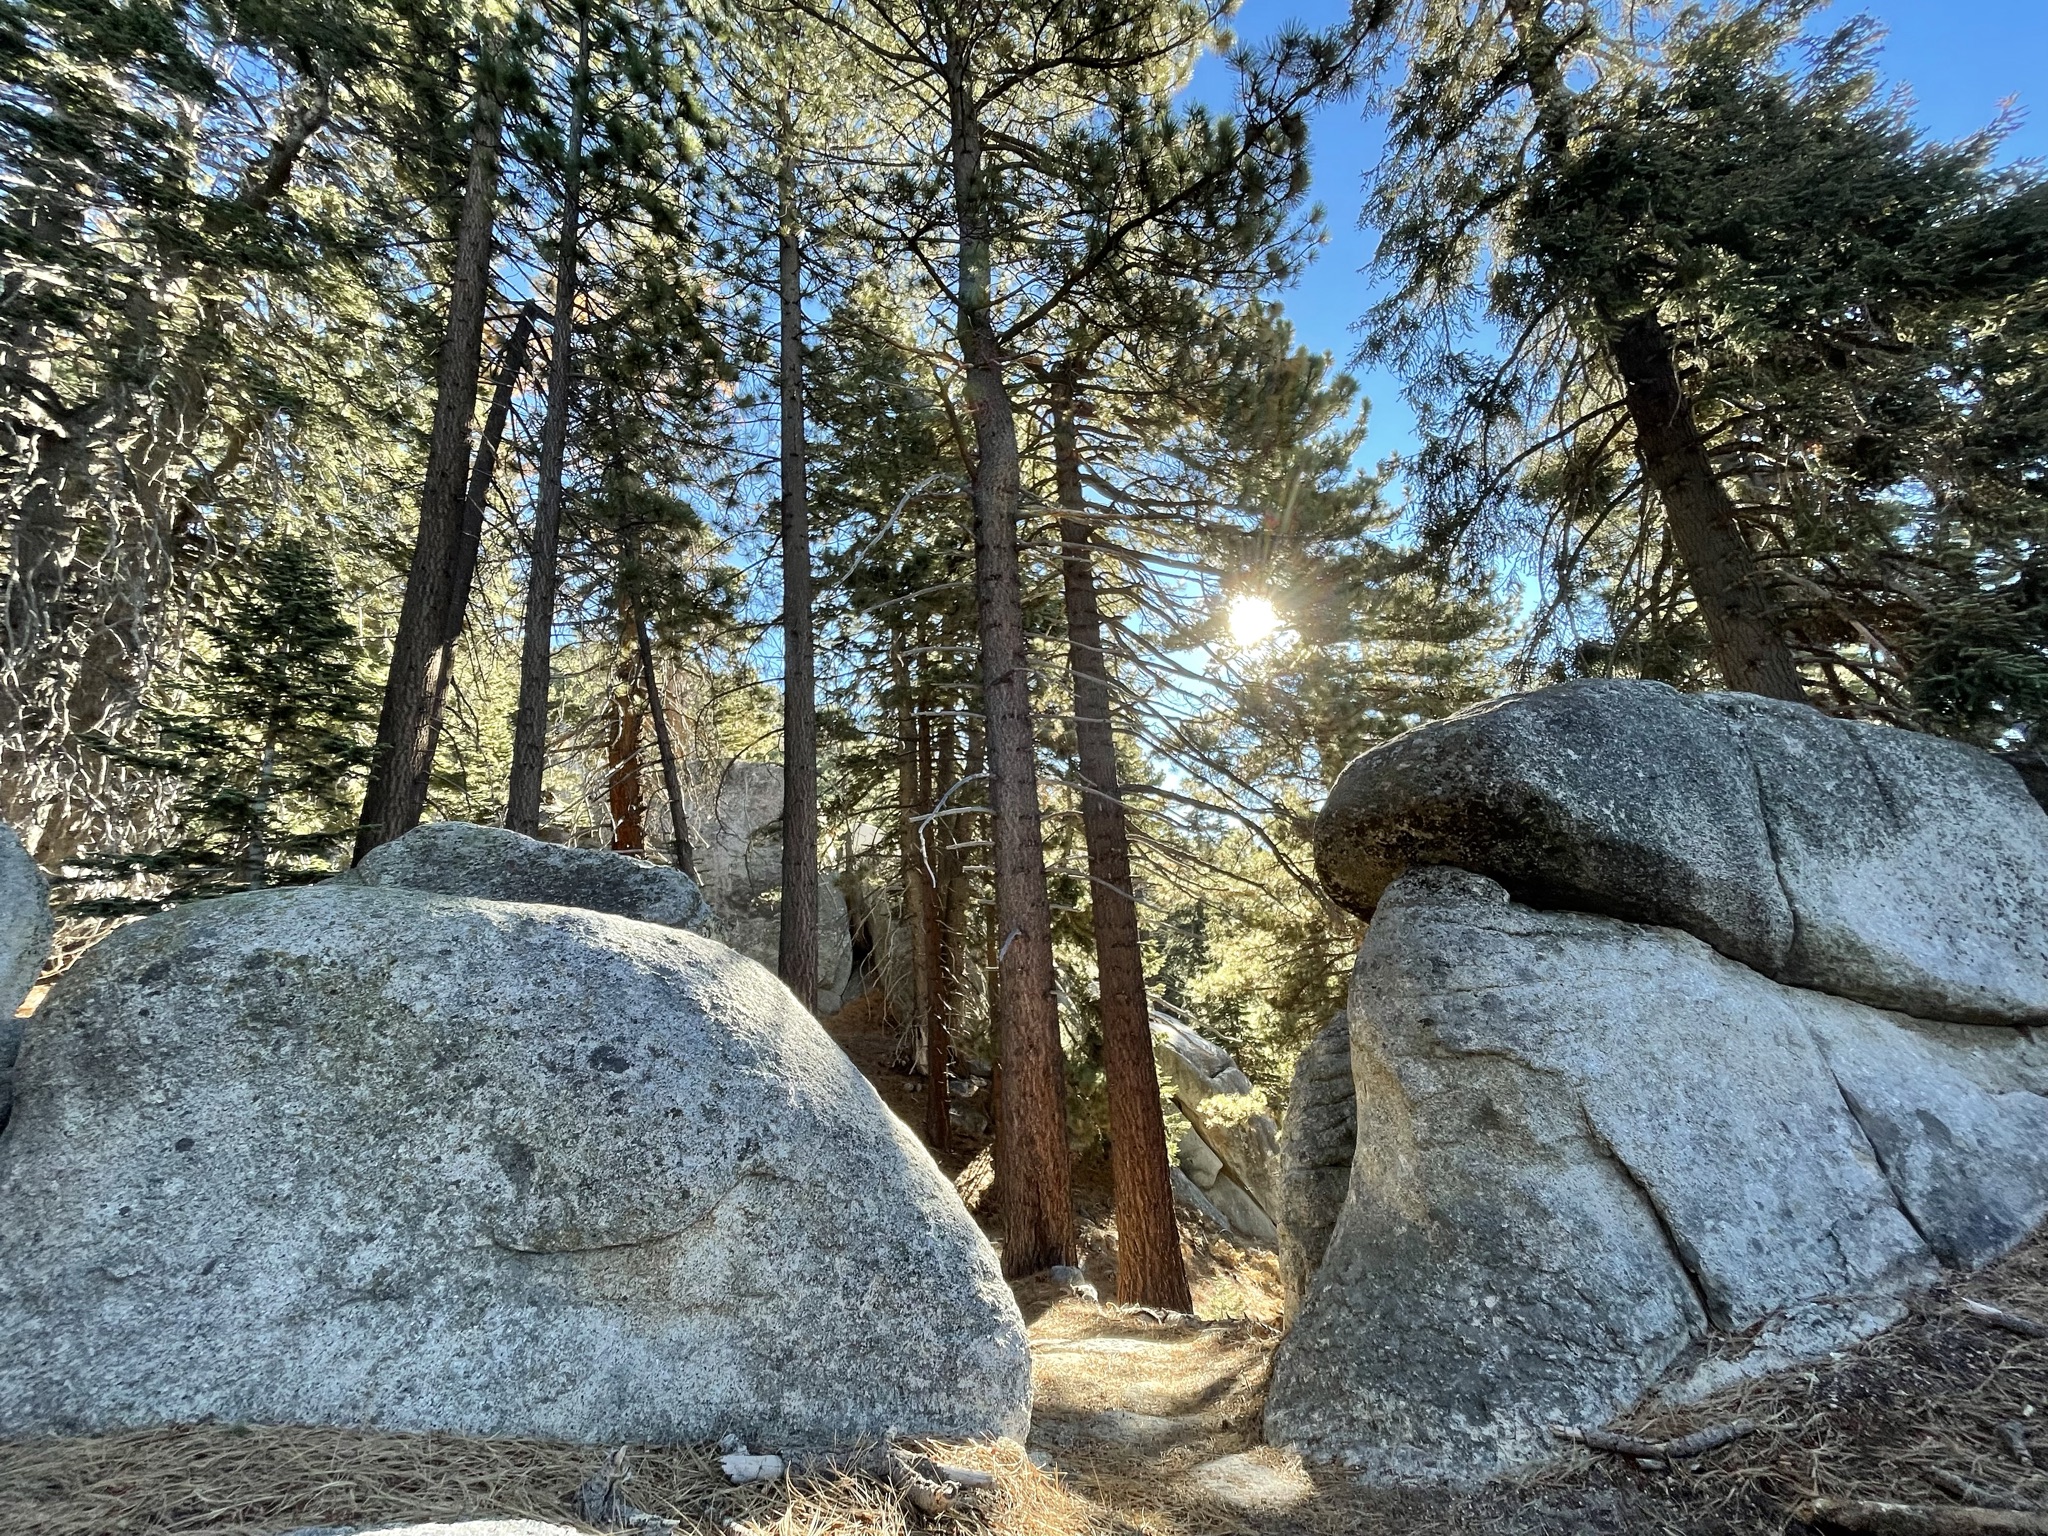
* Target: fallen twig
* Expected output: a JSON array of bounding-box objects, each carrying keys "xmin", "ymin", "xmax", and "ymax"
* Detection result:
[
  {"xmin": 1796, "ymin": 1497, "xmax": 2048, "ymax": 1534},
  {"xmin": 1929, "ymin": 1469, "xmax": 2038, "ymax": 1512},
  {"xmin": 2000, "ymin": 1421, "xmax": 2034, "ymax": 1469},
  {"xmin": 717, "ymin": 1440, "xmax": 992, "ymax": 1514},
  {"xmin": 1960, "ymin": 1299, "xmax": 2048, "ymax": 1340},
  {"xmin": 1548, "ymin": 1418, "xmax": 1756, "ymax": 1465}
]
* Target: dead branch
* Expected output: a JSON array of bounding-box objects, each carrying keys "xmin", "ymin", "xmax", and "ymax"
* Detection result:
[
  {"xmin": 1795, "ymin": 1497, "xmax": 2048, "ymax": 1534},
  {"xmin": 1961, "ymin": 1299, "xmax": 2048, "ymax": 1340},
  {"xmin": 1548, "ymin": 1418, "xmax": 1756, "ymax": 1464},
  {"xmin": 1929, "ymin": 1469, "xmax": 2037, "ymax": 1512}
]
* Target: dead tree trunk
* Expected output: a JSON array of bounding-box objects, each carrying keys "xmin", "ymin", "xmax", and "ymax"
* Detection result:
[
  {"xmin": 1050, "ymin": 369, "xmax": 1190, "ymax": 1310},
  {"xmin": 355, "ymin": 70, "xmax": 503, "ymax": 860},
  {"xmin": 505, "ymin": 6, "xmax": 591, "ymax": 836}
]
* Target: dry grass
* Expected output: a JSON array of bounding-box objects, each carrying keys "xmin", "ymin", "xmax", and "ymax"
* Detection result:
[
  {"xmin": 1492, "ymin": 1226, "xmax": 2048, "ymax": 1534},
  {"xmin": 0, "ymin": 1428, "xmax": 1114, "ymax": 1536}
]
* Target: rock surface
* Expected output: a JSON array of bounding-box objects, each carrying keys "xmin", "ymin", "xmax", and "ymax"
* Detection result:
[
  {"xmin": 350, "ymin": 820, "xmax": 712, "ymax": 933},
  {"xmin": 1313, "ymin": 680, "xmax": 2048, "ymax": 1024},
  {"xmin": 684, "ymin": 761, "xmax": 853, "ymax": 1012},
  {"xmin": 1274, "ymin": 1013, "xmax": 1355, "ymax": 1321},
  {"xmin": 0, "ymin": 882, "xmax": 1029, "ymax": 1444},
  {"xmin": 1152, "ymin": 1018, "xmax": 1281, "ymax": 1244},
  {"xmin": 0, "ymin": 821, "xmax": 52, "ymax": 1128},
  {"xmin": 1265, "ymin": 869, "xmax": 2048, "ymax": 1483}
]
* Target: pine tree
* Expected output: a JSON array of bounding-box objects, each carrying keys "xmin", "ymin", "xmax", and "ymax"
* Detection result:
[
  {"xmin": 84, "ymin": 535, "xmax": 375, "ymax": 903},
  {"xmin": 1356, "ymin": 0, "xmax": 2048, "ymax": 727}
]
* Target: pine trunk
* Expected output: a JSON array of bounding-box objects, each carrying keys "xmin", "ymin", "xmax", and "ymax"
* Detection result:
[
  {"xmin": 925, "ymin": 713, "xmax": 958, "ymax": 1152},
  {"xmin": 946, "ymin": 69, "xmax": 1074, "ymax": 1275},
  {"xmin": 421, "ymin": 302, "xmax": 538, "ymax": 776},
  {"xmin": 1050, "ymin": 376, "xmax": 1190, "ymax": 1310},
  {"xmin": 636, "ymin": 615, "xmax": 698, "ymax": 881},
  {"xmin": 777, "ymin": 153, "xmax": 820, "ymax": 1010},
  {"xmin": 505, "ymin": 9, "xmax": 592, "ymax": 836},
  {"xmin": 606, "ymin": 667, "xmax": 645, "ymax": 851},
  {"xmin": 355, "ymin": 75, "xmax": 502, "ymax": 860},
  {"xmin": 1608, "ymin": 312, "xmax": 1807, "ymax": 701},
  {"xmin": 895, "ymin": 644, "xmax": 938, "ymax": 1063}
]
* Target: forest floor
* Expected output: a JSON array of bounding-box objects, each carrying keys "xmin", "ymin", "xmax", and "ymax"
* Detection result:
[{"xmin": 3, "ymin": 991, "xmax": 2044, "ymax": 1534}]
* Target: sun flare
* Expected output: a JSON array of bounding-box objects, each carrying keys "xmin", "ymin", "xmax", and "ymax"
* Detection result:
[{"xmin": 1226, "ymin": 593, "xmax": 1282, "ymax": 647}]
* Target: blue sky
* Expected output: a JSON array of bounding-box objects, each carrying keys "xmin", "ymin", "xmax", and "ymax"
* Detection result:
[{"xmin": 1188, "ymin": 0, "xmax": 2048, "ymax": 465}]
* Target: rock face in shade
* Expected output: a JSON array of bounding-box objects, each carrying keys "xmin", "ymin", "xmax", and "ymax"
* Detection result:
[
  {"xmin": 1313, "ymin": 679, "xmax": 2048, "ymax": 1025},
  {"xmin": 0, "ymin": 821, "xmax": 53, "ymax": 1129},
  {"xmin": 350, "ymin": 820, "xmax": 713, "ymax": 934},
  {"xmin": 1264, "ymin": 869, "xmax": 2048, "ymax": 1484},
  {"xmin": 0, "ymin": 882, "xmax": 1030, "ymax": 1445},
  {"xmin": 1274, "ymin": 1012, "xmax": 1355, "ymax": 1321}
]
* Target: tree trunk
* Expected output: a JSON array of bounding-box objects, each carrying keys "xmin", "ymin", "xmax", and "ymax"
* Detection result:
[
  {"xmin": 355, "ymin": 71, "xmax": 503, "ymax": 860},
  {"xmin": 946, "ymin": 65, "xmax": 1074, "ymax": 1275},
  {"xmin": 505, "ymin": 8, "xmax": 592, "ymax": 836},
  {"xmin": 636, "ymin": 615, "xmax": 698, "ymax": 881},
  {"xmin": 420, "ymin": 302, "xmax": 538, "ymax": 773},
  {"xmin": 895, "ymin": 642, "xmax": 938, "ymax": 1061},
  {"xmin": 1050, "ymin": 370, "xmax": 1190, "ymax": 1310},
  {"xmin": 1499, "ymin": 0, "xmax": 1805, "ymax": 705},
  {"xmin": 777, "ymin": 146, "xmax": 820, "ymax": 1010},
  {"xmin": 606, "ymin": 659, "xmax": 645, "ymax": 851},
  {"xmin": 1608, "ymin": 311, "xmax": 1807, "ymax": 702},
  {"xmin": 925, "ymin": 711, "xmax": 958, "ymax": 1152}
]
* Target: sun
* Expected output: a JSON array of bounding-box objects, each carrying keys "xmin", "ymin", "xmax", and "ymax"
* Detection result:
[{"xmin": 1226, "ymin": 593, "xmax": 1282, "ymax": 648}]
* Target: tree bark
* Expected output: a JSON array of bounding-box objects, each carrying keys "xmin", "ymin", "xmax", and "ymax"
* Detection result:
[
  {"xmin": 355, "ymin": 68, "xmax": 503, "ymax": 860},
  {"xmin": 636, "ymin": 615, "xmax": 698, "ymax": 881},
  {"xmin": 1500, "ymin": 0, "xmax": 1805, "ymax": 704},
  {"xmin": 896, "ymin": 644, "xmax": 939, "ymax": 1087},
  {"xmin": 777, "ymin": 143, "xmax": 820, "ymax": 1009},
  {"xmin": 946, "ymin": 62, "xmax": 1075, "ymax": 1275},
  {"xmin": 1050, "ymin": 369, "xmax": 1190, "ymax": 1310},
  {"xmin": 506, "ymin": 8, "xmax": 592, "ymax": 836},
  {"xmin": 420, "ymin": 301, "xmax": 538, "ymax": 780},
  {"xmin": 1608, "ymin": 311, "xmax": 1808, "ymax": 701},
  {"xmin": 606, "ymin": 660, "xmax": 645, "ymax": 851},
  {"xmin": 925, "ymin": 710, "xmax": 958, "ymax": 1152}
]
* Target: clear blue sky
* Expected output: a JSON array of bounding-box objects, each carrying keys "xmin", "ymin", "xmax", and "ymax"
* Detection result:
[{"xmin": 1188, "ymin": 0, "xmax": 2048, "ymax": 465}]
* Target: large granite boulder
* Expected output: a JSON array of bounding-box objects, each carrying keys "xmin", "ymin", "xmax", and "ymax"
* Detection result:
[
  {"xmin": 0, "ymin": 882, "xmax": 1029, "ymax": 1444},
  {"xmin": 1265, "ymin": 869, "xmax": 2048, "ymax": 1483},
  {"xmin": 1274, "ymin": 1013, "xmax": 1354, "ymax": 1322},
  {"xmin": 1314, "ymin": 680, "xmax": 2048, "ymax": 1025},
  {"xmin": 0, "ymin": 822, "xmax": 53, "ymax": 1128},
  {"xmin": 350, "ymin": 820, "xmax": 713, "ymax": 933}
]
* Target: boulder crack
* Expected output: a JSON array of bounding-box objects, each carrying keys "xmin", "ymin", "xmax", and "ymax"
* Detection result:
[
  {"xmin": 1578, "ymin": 1108, "xmax": 1717, "ymax": 1333},
  {"xmin": 1824, "ymin": 1062, "xmax": 1937, "ymax": 1260},
  {"xmin": 490, "ymin": 1170, "xmax": 760, "ymax": 1256}
]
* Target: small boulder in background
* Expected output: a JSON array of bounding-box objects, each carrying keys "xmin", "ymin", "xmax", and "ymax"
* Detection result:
[
  {"xmin": 349, "ymin": 820, "xmax": 713, "ymax": 933},
  {"xmin": 1152, "ymin": 1017, "xmax": 1281, "ymax": 1245}
]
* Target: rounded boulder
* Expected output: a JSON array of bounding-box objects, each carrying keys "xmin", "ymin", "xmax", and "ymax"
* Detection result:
[{"xmin": 0, "ymin": 882, "xmax": 1028, "ymax": 1444}]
